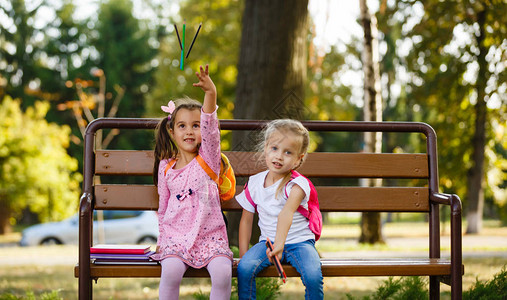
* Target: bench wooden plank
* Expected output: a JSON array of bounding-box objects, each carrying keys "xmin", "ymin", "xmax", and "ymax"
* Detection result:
[
  {"xmin": 75, "ymin": 258, "xmax": 453, "ymax": 278},
  {"xmin": 95, "ymin": 150, "xmax": 155, "ymax": 176},
  {"xmin": 95, "ymin": 150, "xmax": 429, "ymax": 179},
  {"xmin": 94, "ymin": 185, "xmax": 158, "ymax": 210},
  {"xmin": 94, "ymin": 185, "xmax": 430, "ymax": 212}
]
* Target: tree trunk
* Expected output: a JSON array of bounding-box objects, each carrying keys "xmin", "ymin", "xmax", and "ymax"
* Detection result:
[
  {"xmin": 466, "ymin": 8, "xmax": 487, "ymax": 234},
  {"xmin": 0, "ymin": 199, "xmax": 13, "ymax": 234},
  {"xmin": 359, "ymin": 0, "xmax": 384, "ymax": 244},
  {"xmin": 228, "ymin": 0, "xmax": 309, "ymax": 247}
]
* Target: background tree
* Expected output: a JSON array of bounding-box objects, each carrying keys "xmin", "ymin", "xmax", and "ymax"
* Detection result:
[
  {"xmin": 229, "ymin": 0, "xmax": 309, "ymax": 246},
  {"xmin": 391, "ymin": 0, "xmax": 507, "ymax": 233},
  {"xmin": 91, "ymin": 0, "xmax": 157, "ymax": 119},
  {"xmin": 1, "ymin": 0, "xmax": 95, "ymax": 161},
  {"xmin": 234, "ymin": 0, "xmax": 309, "ymax": 125},
  {"xmin": 359, "ymin": 0, "xmax": 384, "ymax": 244},
  {"xmin": 0, "ymin": 0, "xmax": 88, "ymax": 105},
  {"xmin": 0, "ymin": 0, "xmax": 44, "ymax": 106},
  {"xmin": 0, "ymin": 96, "xmax": 81, "ymax": 234},
  {"xmin": 39, "ymin": 1, "xmax": 93, "ymax": 114},
  {"xmin": 68, "ymin": 0, "xmax": 159, "ymax": 154}
]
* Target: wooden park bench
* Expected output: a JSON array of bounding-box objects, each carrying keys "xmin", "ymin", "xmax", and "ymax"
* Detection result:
[{"xmin": 75, "ymin": 118, "xmax": 463, "ymax": 299}]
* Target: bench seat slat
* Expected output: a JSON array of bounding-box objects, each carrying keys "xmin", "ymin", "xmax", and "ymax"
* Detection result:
[
  {"xmin": 94, "ymin": 185, "xmax": 430, "ymax": 212},
  {"xmin": 75, "ymin": 258, "xmax": 454, "ymax": 278},
  {"xmin": 95, "ymin": 150, "xmax": 429, "ymax": 179}
]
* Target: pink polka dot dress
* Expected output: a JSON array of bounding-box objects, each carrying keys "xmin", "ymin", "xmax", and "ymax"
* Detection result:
[{"xmin": 151, "ymin": 108, "xmax": 233, "ymax": 268}]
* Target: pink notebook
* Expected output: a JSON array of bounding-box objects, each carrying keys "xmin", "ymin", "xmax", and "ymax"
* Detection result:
[{"xmin": 90, "ymin": 244, "xmax": 151, "ymax": 254}]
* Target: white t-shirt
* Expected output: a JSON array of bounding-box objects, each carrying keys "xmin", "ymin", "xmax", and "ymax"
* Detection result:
[{"xmin": 236, "ymin": 170, "xmax": 315, "ymax": 244}]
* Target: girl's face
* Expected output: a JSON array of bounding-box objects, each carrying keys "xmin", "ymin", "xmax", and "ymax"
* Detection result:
[
  {"xmin": 169, "ymin": 108, "xmax": 202, "ymax": 155},
  {"xmin": 264, "ymin": 129, "xmax": 304, "ymax": 179}
]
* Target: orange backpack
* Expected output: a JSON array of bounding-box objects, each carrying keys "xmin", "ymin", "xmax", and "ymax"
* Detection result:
[{"xmin": 165, "ymin": 153, "xmax": 236, "ymax": 201}]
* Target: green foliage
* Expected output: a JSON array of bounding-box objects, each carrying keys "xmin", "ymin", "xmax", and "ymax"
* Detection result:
[
  {"xmin": 3, "ymin": 0, "xmax": 161, "ymax": 158},
  {"xmin": 39, "ymin": 1, "xmax": 93, "ymax": 106},
  {"xmin": 65, "ymin": 0, "xmax": 161, "ymax": 155},
  {"xmin": 0, "ymin": 96, "xmax": 81, "ymax": 230},
  {"xmin": 306, "ymin": 43, "xmax": 358, "ymax": 123},
  {"xmin": 146, "ymin": 0, "xmax": 243, "ymax": 121},
  {"xmin": 92, "ymin": 0, "xmax": 158, "ymax": 118},
  {"xmin": 347, "ymin": 268, "xmax": 507, "ymax": 300},
  {"xmin": 0, "ymin": 290, "xmax": 62, "ymax": 300},
  {"xmin": 192, "ymin": 290, "xmax": 209, "ymax": 300},
  {"xmin": 347, "ymin": 276, "xmax": 428, "ymax": 300},
  {"xmin": 255, "ymin": 278, "xmax": 282, "ymax": 300},
  {"xmin": 0, "ymin": 0, "xmax": 42, "ymax": 105},
  {"xmin": 229, "ymin": 277, "xmax": 281, "ymax": 300},
  {"xmin": 464, "ymin": 266, "xmax": 507, "ymax": 300},
  {"xmin": 0, "ymin": 0, "xmax": 88, "ymax": 108},
  {"xmin": 377, "ymin": 0, "xmax": 507, "ymax": 231}
]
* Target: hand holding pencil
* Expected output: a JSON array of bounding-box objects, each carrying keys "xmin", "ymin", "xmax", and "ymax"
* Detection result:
[{"xmin": 266, "ymin": 238, "xmax": 286, "ymax": 283}]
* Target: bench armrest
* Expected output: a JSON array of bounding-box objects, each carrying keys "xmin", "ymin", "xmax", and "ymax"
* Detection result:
[
  {"xmin": 430, "ymin": 192, "xmax": 463, "ymax": 294},
  {"xmin": 79, "ymin": 192, "xmax": 93, "ymax": 287}
]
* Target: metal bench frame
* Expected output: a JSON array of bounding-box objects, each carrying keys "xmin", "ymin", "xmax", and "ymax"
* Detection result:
[{"xmin": 76, "ymin": 118, "xmax": 463, "ymax": 299}]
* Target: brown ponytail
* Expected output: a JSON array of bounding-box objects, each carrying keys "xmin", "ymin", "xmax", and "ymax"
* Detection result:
[{"xmin": 153, "ymin": 117, "xmax": 177, "ymax": 185}]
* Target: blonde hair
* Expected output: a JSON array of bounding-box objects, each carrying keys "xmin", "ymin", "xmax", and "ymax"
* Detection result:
[
  {"xmin": 257, "ymin": 119, "xmax": 310, "ymax": 198},
  {"xmin": 153, "ymin": 97, "xmax": 202, "ymax": 185}
]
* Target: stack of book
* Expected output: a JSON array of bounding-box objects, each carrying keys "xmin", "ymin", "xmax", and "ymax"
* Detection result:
[{"xmin": 90, "ymin": 244, "xmax": 158, "ymax": 265}]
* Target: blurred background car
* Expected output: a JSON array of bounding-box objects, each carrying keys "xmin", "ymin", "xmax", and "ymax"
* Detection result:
[{"xmin": 20, "ymin": 210, "xmax": 158, "ymax": 246}]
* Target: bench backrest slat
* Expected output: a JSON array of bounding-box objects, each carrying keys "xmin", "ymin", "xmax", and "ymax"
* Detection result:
[
  {"xmin": 94, "ymin": 185, "xmax": 429, "ymax": 212},
  {"xmin": 95, "ymin": 150, "xmax": 429, "ymax": 178}
]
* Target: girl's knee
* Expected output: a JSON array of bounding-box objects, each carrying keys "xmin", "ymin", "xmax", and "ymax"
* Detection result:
[
  {"xmin": 211, "ymin": 266, "xmax": 232, "ymax": 283},
  {"xmin": 305, "ymin": 273, "xmax": 323, "ymax": 286},
  {"xmin": 207, "ymin": 257, "xmax": 232, "ymax": 281},
  {"xmin": 211, "ymin": 275, "xmax": 231, "ymax": 291},
  {"xmin": 237, "ymin": 259, "xmax": 256, "ymax": 279},
  {"xmin": 301, "ymin": 270, "xmax": 324, "ymax": 290}
]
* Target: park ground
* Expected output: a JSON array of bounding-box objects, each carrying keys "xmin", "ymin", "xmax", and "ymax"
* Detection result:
[{"xmin": 0, "ymin": 219, "xmax": 506, "ymax": 299}]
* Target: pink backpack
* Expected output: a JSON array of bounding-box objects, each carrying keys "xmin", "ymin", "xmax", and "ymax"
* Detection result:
[{"xmin": 244, "ymin": 170, "xmax": 323, "ymax": 241}]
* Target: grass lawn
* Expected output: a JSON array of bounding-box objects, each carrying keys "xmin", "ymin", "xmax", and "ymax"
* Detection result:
[
  {"xmin": 1, "ymin": 220, "xmax": 506, "ymax": 299},
  {"xmin": 1, "ymin": 257, "xmax": 505, "ymax": 299}
]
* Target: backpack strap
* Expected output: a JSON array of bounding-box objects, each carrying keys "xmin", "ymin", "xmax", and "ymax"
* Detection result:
[
  {"xmin": 243, "ymin": 182, "xmax": 257, "ymax": 212},
  {"xmin": 196, "ymin": 155, "xmax": 219, "ymax": 184},
  {"xmin": 164, "ymin": 159, "xmax": 177, "ymax": 176},
  {"xmin": 284, "ymin": 170, "xmax": 310, "ymax": 219}
]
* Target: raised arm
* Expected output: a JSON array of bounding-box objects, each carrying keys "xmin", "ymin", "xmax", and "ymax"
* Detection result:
[{"xmin": 193, "ymin": 64, "xmax": 216, "ymax": 113}]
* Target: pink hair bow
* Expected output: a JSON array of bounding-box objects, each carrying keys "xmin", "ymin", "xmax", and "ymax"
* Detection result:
[{"xmin": 161, "ymin": 101, "xmax": 176, "ymax": 119}]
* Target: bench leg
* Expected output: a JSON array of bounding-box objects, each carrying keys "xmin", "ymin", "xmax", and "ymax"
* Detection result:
[
  {"xmin": 79, "ymin": 277, "xmax": 92, "ymax": 299},
  {"xmin": 451, "ymin": 273, "xmax": 462, "ymax": 300},
  {"xmin": 429, "ymin": 276, "xmax": 440, "ymax": 300}
]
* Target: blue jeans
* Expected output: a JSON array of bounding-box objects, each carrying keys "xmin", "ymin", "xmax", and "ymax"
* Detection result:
[{"xmin": 237, "ymin": 239, "xmax": 323, "ymax": 300}]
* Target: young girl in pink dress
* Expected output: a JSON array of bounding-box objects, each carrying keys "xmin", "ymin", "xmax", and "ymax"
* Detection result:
[{"xmin": 151, "ymin": 65, "xmax": 232, "ymax": 300}]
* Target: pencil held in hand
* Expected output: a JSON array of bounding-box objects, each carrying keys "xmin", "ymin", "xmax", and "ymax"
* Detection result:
[{"xmin": 266, "ymin": 238, "xmax": 286, "ymax": 283}]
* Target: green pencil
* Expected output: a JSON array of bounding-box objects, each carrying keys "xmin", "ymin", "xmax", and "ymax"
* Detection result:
[{"xmin": 180, "ymin": 20, "xmax": 185, "ymax": 70}]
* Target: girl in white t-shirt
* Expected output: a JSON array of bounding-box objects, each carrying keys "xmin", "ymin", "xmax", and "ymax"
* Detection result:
[{"xmin": 236, "ymin": 119, "xmax": 323, "ymax": 300}]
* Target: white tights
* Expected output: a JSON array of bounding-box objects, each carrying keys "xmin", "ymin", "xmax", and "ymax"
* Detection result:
[{"xmin": 159, "ymin": 256, "xmax": 232, "ymax": 300}]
